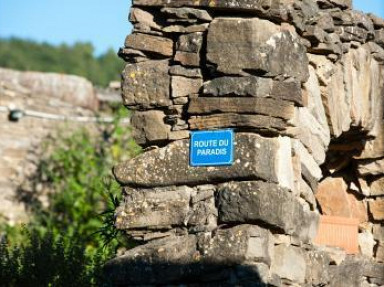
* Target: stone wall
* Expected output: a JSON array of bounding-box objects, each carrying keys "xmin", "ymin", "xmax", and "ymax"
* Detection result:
[
  {"xmin": 107, "ymin": 0, "xmax": 384, "ymax": 286},
  {"xmin": 0, "ymin": 68, "xmax": 119, "ymax": 224}
]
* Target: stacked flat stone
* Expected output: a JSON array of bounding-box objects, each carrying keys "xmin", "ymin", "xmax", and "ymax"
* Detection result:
[{"xmin": 107, "ymin": 0, "xmax": 384, "ymax": 286}]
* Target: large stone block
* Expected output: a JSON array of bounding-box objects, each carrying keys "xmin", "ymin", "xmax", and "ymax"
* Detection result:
[
  {"xmin": 305, "ymin": 250, "xmax": 332, "ymax": 287},
  {"xmin": 188, "ymin": 113, "xmax": 289, "ymax": 132},
  {"xmin": 200, "ymin": 225, "xmax": 274, "ymax": 266},
  {"xmin": 343, "ymin": 45, "xmax": 383, "ymax": 134},
  {"xmin": 114, "ymin": 133, "xmax": 294, "ymax": 190},
  {"xmin": 188, "ymin": 97, "xmax": 295, "ymax": 120},
  {"xmin": 122, "ymin": 60, "xmax": 172, "ymax": 109},
  {"xmin": 115, "ymin": 186, "xmax": 192, "ymax": 230},
  {"xmin": 271, "ymin": 245, "xmax": 306, "ymax": 284},
  {"xmin": 370, "ymin": 177, "xmax": 384, "ymax": 196},
  {"xmin": 129, "ymin": 7, "xmax": 162, "ymax": 30},
  {"xmin": 316, "ymin": 177, "xmax": 368, "ymax": 223},
  {"xmin": 133, "ymin": 0, "xmax": 291, "ymax": 20},
  {"xmin": 131, "ymin": 110, "xmax": 171, "ymax": 145},
  {"xmin": 369, "ymin": 199, "xmax": 384, "ymax": 221},
  {"xmin": 206, "ymin": 18, "xmax": 309, "ymax": 82},
  {"xmin": 291, "ymin": 139, "xmax": 322, "ymax": 192},
  {"xmin": 171, "ymin": 76, "xmax": 202, "ymax": 98},
  {"xmin": 303, "ymin": 65, "xmax": 330, "ymax": 142},
  {"xmin": 217, "ymin": 181, "xmax": 319, "ymax": 241},
  {"xmin": 203, "ymin": 76, "xmax": 303, "ymax": 106},
  {"xmin": 125, "ymin": 33, "xmax": 173, "ymax": 57},
  {"xmin": 161, "ymin": 7, "xmax": 212, "ymax": 22},
  {"xmin": 174, "ymin": 33, "xmax": 204, "ymax": 67},
  {"xmin": 105, "ymin": 235, "xmax": 199, "ymax": 285}
]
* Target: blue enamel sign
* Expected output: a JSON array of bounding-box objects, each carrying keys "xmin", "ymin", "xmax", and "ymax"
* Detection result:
[{"xmin": 190, "ymin": 129, "xmax": 234, "ymax": 167}]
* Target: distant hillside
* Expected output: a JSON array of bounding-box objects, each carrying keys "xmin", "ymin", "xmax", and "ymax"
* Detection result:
[{"xmin": 0, "ymin": 37, "xmax": 123, "ymax": 87}]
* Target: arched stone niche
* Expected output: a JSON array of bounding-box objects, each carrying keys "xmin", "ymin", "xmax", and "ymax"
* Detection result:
[{"xmin": 107, "ymin": 0, "xmax": 384, "ymax": 286}]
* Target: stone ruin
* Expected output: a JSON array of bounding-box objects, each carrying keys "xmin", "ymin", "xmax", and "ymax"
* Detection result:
[
  {"xmin": 106, "ymin": 0, "xmax": 384, "ymax": 286},
  {"xmin": 0, "ymin": 68, "xmax": 120, "ymax": 224}
]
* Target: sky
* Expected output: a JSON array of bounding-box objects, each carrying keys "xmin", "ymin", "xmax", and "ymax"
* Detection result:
[
  {"xmin": 0, "ymin": 0, "xmax": 133, "ymax": 55},
  {"xmin": 0, "ymin": 0, "xmax": 383, "ymax": 56}
]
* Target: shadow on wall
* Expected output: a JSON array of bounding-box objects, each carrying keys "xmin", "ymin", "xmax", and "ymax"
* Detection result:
[{"xmin": 105, "ymin": 260, "xmax": 269, "ymax": 287}]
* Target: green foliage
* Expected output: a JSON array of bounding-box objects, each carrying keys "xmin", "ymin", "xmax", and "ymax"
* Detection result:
[
  {"xmin": 0, "ymin": 230, "xmax": 107, "ymax": 287},
  {"xmin": 0, "ymin": 37, "xmax": 123, "ymax": 87},
  {"xmin": 0, "ymin": 106, "xmax": 141, "ymax": 286}
]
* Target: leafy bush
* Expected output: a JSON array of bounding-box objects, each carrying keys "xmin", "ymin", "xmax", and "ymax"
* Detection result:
[{"xmin": 0, "ymin": 106, "xmax": 140, "ymax": 286}]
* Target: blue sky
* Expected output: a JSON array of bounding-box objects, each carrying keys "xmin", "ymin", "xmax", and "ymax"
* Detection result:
[{"xmin": 0, "ymin": 0, "xmax": 383, "ymax": 55}]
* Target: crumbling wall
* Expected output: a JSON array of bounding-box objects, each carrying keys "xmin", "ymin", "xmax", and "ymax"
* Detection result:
[
  {"xmin": 0, "ymin": 68, "xmax": 117, "ymax": 224},
  {"xmin": 107, "ymin": 0, "xmax": 384, "ymax": 286}
]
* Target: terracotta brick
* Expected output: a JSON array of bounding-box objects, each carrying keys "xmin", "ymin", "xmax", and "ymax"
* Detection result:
[{"xmin": 314, "ymin": 215, "xmax": 359, "ymax": 254}]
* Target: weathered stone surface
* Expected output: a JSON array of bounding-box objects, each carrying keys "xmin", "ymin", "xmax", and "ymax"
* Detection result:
[
  {"xmin": 373, "ymin": 224, "xmax": 384, "ymax": 243},
  {"xmin": 358, "ymin": 231, "xmax": 375, "ymax": 257},
  {"xmin": 316, "ymin": 177, "xmax": 368, "ymax": 222},
  {"xmin": 188, "ymin": 97, "xmax": 295, "ymax": 120},
  {"xmin": 105, "ymin": 235, "xmax": 199, "ymax": 285},
  {"xmin": 370, "ymin": 177, "xmax": 384, "ymax": 196},
  {"xmin": 207, "ymin": 18, "xmax": 309, "ymax": 82},
  {"xmin": 217, "ymin": 181, "xmax": 318, "ymax": 241},
  {"xmin": 133, "ymin": 0, "xmax": 289, "ymax": 17},
  {"xmin": 188, "ymin": 113, "xmax": 289, "ymax": 132},
  {"xmin": 125, "ymin": 33, "xmax": 173, "ymax": 57},
  {"xmin": 131, "ymin": 110, "xmax": 171, "ymax": 145},
  {"xmin": 328, "ymin": 0, "xmax": 352, "ymax": 9},
  {"xmin": 299, "ymin": 178, "xmax": 317, "ymax": 210},
  {"xmin": 322, "ymin": 61, "xmax": 352, "ymax": 137},
  {"xmin": 339, "ymin": 26, "xmax": 369, "ymax": 43},
  {"xmin": 122, "ymin": 60, "xmax": 172, "ymax": 108},
  {"xmin": 361, "ymin": 261, "xmax": 384, "ymax": 284},
  {"xmin": 200, "ymin": 225, "xmax": 274, "ymax": 266},
  {"xmin": 177, "ymin": 32, "xmax": 203, "ymax": 53},
  {"xmin": 284, "ymin": 126, "xmax": 327, "ymax": 165},
  {"xmin": 358, "ymin": 122, "xmax": 384, "ymax": 159},
  {"xmin": 163, "ymin": 23, "xmax": 209, "ymax": 33},
  {"xmin": 129, "ymin": 7, "xmax": 162, "ymax": 30},
  {"xmin": 168, "ymin": 130, "xmax": 189, "ymax": 141},
  {"xmin": 328, "ymin": 257, "xmax": 364, "ymax": 287},
  {"xmin": 291, "ymin": 139, "xmax": 322, "ymax": 192},
  {"xmin": 369, "ymin": 13, "xmax": 384, "ymax": 29},
  {"xmin": 202, "ymin": 76, "xmax": 303, "ymax": 106},
  {"xmin": 303, "ymin": 65, "xmax": 330, "ymax": 141},
  {"xmin": 169, "ymin": 65, "xmax": 202, "ymax": 78},
  {"xmin": 116, "ymin": 185, "xmax": 217, "ymax": 233},
  {"xmin": 343, "ymin": 46, "xmax": 383, "ymax": 134},
  {"xmin": 288, "ymin": 107, "xmax": 330, "ymax": 164},
  {"xmin": 118, "ymin": 47, "xmax": 148, "ymax": 62},
  {"xmin": 375, "ymin": 29, "xmax": 384, "ymax": 48},
  {"xmin": 0, "ymin": 68, "xmax": 97, "ymax": 111},
  {"xmin": 115, "ymin": 186, "xmax": 192, "ymax": 230},
  {"xmin": 271, "ymin": 245, "xmax": 306, "ymax": 283},
  {"xmin": 358, "ymin": 158, "xmax": 384, "ymax": 176},
  {"xmin": 305, "ymin": 250, "xmax": 332, "ymax": 287},
  {"xmin": 347, "ymin": 193, "xmax": 368, "ymax": 223},
  {"xmin": 174, "ymin": 32, "xmax": 203, "ymax": 66},
  {"xmin": 171, "ymin": 76, "xmax": 202, "ymax": 98},
  {"xmin": 376, "ymin": 244, "xmax": 384, "ymax": 263},
  {"xmin": 114, "ymin": 133, "xmax": 294, "ymax": 189},
  {"xmin": 161, "ymin": 7, "xmax": 212, "ymax": 22},
  {"xmin": 369, "ymin": 199, "xmax": 384, "ymax": 221},
  {"xmin": 174, "ymin": 51, "xmax": 200, "ymax": 66}
]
